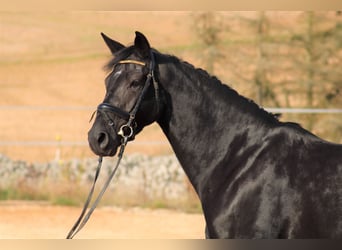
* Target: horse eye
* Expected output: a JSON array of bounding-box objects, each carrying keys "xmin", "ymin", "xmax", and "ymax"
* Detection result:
[{"xmin": 130, "ymin": 80, "xmax": 141, "ymax": 88}]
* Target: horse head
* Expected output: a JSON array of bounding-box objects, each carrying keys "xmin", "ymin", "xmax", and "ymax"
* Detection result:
[{"xmin": 88, "ymin": 31, "xmax": 162, "ymax": 156}]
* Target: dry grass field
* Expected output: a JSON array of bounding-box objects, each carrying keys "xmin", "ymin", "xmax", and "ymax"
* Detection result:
[
  {"xmin": 1, "ymin": 12, "xmax": 341, "ymax": 163},
  {"xmin": 0, "ymin": 12, "xmax": 199, "ymax": 162}
]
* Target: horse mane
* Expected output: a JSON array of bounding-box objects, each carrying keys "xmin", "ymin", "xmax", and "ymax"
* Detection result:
[{"xmin": 157, "ymin": 52, "xmax": 280, "ymax": 124}]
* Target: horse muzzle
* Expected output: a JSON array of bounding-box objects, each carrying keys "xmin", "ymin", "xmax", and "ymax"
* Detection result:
[{"xmin": 88, "ymin": 128, "xmax": 121, "ymax": 157}]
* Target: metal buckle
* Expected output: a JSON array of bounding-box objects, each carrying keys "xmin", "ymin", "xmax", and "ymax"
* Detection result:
[{"xmin": 117, "ymin": 124, "xmax": 134, "ymax": 139}]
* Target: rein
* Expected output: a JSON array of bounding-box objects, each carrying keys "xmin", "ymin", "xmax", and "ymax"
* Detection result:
[{"xmin": 66, "ymin": 52, "xmax": 158, "ymax": 239}]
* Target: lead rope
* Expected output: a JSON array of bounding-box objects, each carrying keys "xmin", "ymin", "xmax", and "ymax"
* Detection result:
[{"xmin": 66, "ymin": 138, "xmax": 128, "ymax": 239}]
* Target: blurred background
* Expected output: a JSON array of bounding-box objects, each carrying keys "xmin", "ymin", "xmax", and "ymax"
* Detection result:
[{"xmin": 0, "ymin": 11, "xmax": 341, "ymax": 211}]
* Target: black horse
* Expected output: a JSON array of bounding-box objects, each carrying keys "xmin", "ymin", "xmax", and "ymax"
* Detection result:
[{"xmin": 88, "ymin": 31, "xmax": 342, "ymax": 238}]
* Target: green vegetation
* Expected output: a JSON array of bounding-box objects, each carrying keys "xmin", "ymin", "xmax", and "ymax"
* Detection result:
[
  {"xmin": 0, "ymin": 187, "xmax": 49, "ymax": 201},
  {"xmin": 0, "ymin": 186, "xmax": 202, "ymax": 212},
  {"xmin": 51, "ymin": 196, "xmax": 81, "ymax": 206}
]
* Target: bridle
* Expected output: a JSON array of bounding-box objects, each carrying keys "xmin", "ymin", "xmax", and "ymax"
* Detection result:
[
  {"xmin": 66, "ymin": 51, "xmax": 159, "ymax": 239},
  {"xmin": 97, "ymin": 52, "xmax": 160, "ymax": 142}
]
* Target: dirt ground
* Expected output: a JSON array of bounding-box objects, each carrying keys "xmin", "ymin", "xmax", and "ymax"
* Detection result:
[{"xmin": 0, "ymin": 201, "xmax": 205, "ymax": 239}]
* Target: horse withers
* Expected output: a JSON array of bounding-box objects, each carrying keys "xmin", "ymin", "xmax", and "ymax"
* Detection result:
[{"xmin": 88, "ymin": 31, "xmax": 342, "ymax": 238}]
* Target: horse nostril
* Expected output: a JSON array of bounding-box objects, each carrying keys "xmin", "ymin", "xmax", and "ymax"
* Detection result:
[{"xmin": 97, "ymin": 132, "xmax": 109, "ymax": 149}]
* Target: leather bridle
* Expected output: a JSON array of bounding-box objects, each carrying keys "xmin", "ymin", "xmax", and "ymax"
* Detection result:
[
  {"xmin": 66, "ymin": 52, "xmax": 159, "ymax": 239},
  {"xmin": 97, "ymin": 51, "xmax": 160, "ymax": 142}
]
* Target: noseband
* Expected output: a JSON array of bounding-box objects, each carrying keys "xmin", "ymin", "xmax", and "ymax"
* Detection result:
[{"xmin": 97, "ymin": 52, "xmax": 159, "ymax": 142}]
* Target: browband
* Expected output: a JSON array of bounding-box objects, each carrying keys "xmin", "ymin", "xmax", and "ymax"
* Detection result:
[
  {"xmin": 118, "ymin": 60, "xmax": 146, "ymax": 66},
  {"xmin": 106, "ymin": 59, "xmax": 146, "ymax": 79}
]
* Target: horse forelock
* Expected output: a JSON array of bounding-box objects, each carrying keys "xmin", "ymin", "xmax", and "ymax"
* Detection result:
[{"xmin": 104, "ymin": 46, "xmax": 135, "ymax": 71}]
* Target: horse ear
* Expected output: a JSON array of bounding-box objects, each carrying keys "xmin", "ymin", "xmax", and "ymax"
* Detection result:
[
  {"xmin": 101, "ymin": 32, "xmax": 125, "ymax": 54},
  {"xmin": 134, "ymin": 31, "xmax": 151, "ymax": 59}
]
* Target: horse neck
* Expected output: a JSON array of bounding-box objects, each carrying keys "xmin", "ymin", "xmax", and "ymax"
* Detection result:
[{"xmin": 156, "ymin": 59, "xmax": 277, "ymax": 195}]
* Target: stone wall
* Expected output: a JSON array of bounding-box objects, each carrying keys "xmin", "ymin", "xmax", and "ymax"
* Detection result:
[{"xmin": 0, "ymin": 154, "xmax": 191, "ymax": 202}]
